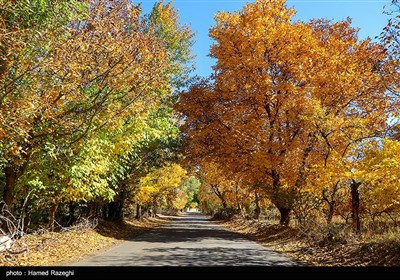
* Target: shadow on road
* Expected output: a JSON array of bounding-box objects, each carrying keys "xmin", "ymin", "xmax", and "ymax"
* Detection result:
[
  {"xmin": 133, "ymin": 215, "xmax": 245, "ymax": 243},
  {"xmin": 83, "ymin": 246, "xmax": 294, "ymax": 266},
  {"xmin": 75, "ymin": 212, "xmax": 298, "ymax": 266}
]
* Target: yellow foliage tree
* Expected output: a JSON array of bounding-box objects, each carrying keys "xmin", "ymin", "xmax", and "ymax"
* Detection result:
[
  {"xmin": 355, "ymin": 139, "xmax": 400, "ymax": 216},
  {"xmin": 178, "ymin": 0, "xmax": 391, "ymax": 226},
  {"xmin": 135, "ymin": 164, "xmax": 187, "ymax": 214}
]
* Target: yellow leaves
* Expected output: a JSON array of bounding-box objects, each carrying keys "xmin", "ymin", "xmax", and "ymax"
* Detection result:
[
  {"xmin": 135, "ymin": 164, "xmax": 187, "ymax": 207},
  {"xmin": 316, "ymin": 139, "xmax": 400, "ymax": 214},
  {"xmin": 0, "ymin": 0, "xmax": 194, "ymax": 210},
  {"xmin": 180, "ymin": 0, "xmax": 394, "ymax": 220},
  {"xmin": 171, "ymin": 190, "xmax": 188, "ymax": 210},
  {"xmin": 3, "ymin": 219, "xmax": 166, "ymax": 266}
]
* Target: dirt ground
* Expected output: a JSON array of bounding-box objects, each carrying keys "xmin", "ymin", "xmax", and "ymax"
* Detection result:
[
  {"xmin": 221, "ymin": 218, "xmax": 400, "ymax": 266},
  {"xmin": 0, "ymin": 216, "xmax": 168, "ymax": 266}
]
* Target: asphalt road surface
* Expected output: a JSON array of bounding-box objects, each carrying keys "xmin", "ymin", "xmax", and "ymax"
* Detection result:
[{"xmin": 73, "ymin": 212, "xmax": 298, "ymax": 266}]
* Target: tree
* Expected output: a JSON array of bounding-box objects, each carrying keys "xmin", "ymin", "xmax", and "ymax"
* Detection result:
[
  {"xmin": 0, "ymin": 0, "xmax": 194, "ymax": 232},
  {"xmin": 0, "ymin": 0, "xmax": 88, "ymax": 208},
  {"xmin": 134, "ymin": 163, "xmax": 187, "ymax": 215},
  {"xmin": 177, "ymin": 0, "xmax": 391, "ymax": 227},
  {"xmin": 308, "ymin": 18, "xmax": 391, "ymax": 234},
  {"xmin": 355, "ymin": 139, "xmax": 400, "ymax": 217},
  {"xmin": 180, "ymin": 176, "xmax": 201, "ymax": 209},
  {"xmin": 0, "ymin": 0, "xmax": 182, "ymax": 210},
  {"xmin": 97, "ymin": 0, "xmax": 194, "ymax": 221}
]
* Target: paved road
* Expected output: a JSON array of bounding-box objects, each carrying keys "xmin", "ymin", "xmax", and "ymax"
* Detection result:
[{"xmin": 74, "ymin": 213, "xmax": 298, "ymax": 266}]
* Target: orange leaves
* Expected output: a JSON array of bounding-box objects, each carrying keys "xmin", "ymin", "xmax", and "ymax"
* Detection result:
[{"xmin": 178, "ymin": 0, "xmax": 395, "ymax": 223}]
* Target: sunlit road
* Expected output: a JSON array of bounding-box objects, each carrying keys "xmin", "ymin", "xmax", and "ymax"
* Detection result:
[{"xmin": 73, "ymin": 213, "xmax": 298, "ymax": 266}]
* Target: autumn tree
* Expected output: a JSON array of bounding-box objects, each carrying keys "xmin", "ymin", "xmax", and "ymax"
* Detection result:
[
  {"xmin": 1, "ymin": 0, "xmax": 178, "ymax": 204},
  {"xmin": 0, "ymin": 0, "xmax": 194, "ymax": 231},
  {"xmin": 134, "ymin": 163, "xmax": 187, "ymax": 215},
  {"xmin": 179, "ymin": 0, "xmax": 319, "ymax": 224},
  {"xmin": 104, "ymin": 104, "xmax": 185, "ymax": 221},
  {"xmin": 355, "ymin": 139, "xmax": 400, "ymax": 218},
  {"xmin": 180, "ymin": 176, "xmax": 201, "ymax": 209},
  {"xmin": 97, "ymin": 0, "xmax": 194, "ymax": 221},
  {"xmin": 178, "ymin": 0, "xmax": 391, "ymax": 228},
  {"xmin": 0, "ymin": 0, "xmax": 89, "ymax": 209}
]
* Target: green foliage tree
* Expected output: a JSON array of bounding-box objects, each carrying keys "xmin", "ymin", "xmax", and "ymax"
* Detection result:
[{"xmin": 0, "ymin": 0, "xmax": 194, "ymax": 231}]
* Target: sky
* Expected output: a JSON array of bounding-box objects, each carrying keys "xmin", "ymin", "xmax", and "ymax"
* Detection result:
[{"xmin": 139, "ymin": 0, "xmax": 392, "ymax": 77}]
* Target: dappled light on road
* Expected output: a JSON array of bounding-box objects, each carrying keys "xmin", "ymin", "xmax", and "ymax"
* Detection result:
[{"xmin": 74, "ymin": 213, "xmax": 297, "ymax": 266}]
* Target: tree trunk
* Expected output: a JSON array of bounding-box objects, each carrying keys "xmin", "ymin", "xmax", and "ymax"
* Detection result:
[
  {"xmin": 107, "ymin": 202, "xmax": 122, "ymax": 221},
  {"xmin": 49, "ymin": 202, "xmax": 59, "ymax": 231},
  {"xmin": 3, "ymin": 166, "xmax": 17, "ymax": 209},
  {"xmin": 152, "ymin": 203, "xmax": 157, "ymax": 217},
  {"xmin": 322, "ymin": 182, "xmax": 339, "ymax": 225},
  {"xmin": 254, "ymin": 191, "xmax": 261, "ymax": 220},
  {"xmin": 106, "ymin": 189, "xmax": 125, "ymax": 221},
  {"xmin": 234, "ymin": 185, "xmax": 242, "ymax": 215},
  {"xmin": 278, "ymin": 207, "xmax": 291, "ymax": 226},
  {"xmin": 210, "ymin": 184, "xmax": 227, "ymax": 209},
  {"xmin": 271, "ymin": 170, "xmax": 291, "ymax": 226},
  {"xmin": 350, "ymin": 180, "xmax": 362, "ymax": 235},
  {"xmin": 221, "ymin": 199, "xmax": 227, "ymax": 209},
  {"xmin": 3, "ymin": 146, "xmax": 32, "ymax": 211},
  {"xmin": 135, "ymin": 204, "xmax": 142, "ymax": 220},
  {"xmin": 327, "ymin": 201, "xmax": 335, "ymax": 225}
]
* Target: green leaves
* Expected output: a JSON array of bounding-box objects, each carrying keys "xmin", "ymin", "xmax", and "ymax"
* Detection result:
[
  {"xmin": 146, "ymin": 1, "xmax": 194, "ymax": 89},
  {"xmin": 0, "ymin": 0, "xmax": 193, "ymax": 226},
  {"xmin": 0, "ymin": 0, "xmax": 88, "ymax": 29}
]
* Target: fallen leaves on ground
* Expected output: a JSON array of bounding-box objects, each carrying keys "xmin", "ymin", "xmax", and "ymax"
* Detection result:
[
  {"xmin": 0, "ymin": 216, "xmax": 168, "ymax": 266},
  {"xmin": 221, "ymin": 218, "xmax": 400, "ymax": 266}
]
